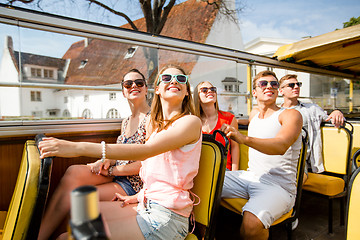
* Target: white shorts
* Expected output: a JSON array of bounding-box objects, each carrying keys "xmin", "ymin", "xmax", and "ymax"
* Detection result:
[{"xmin": 221, "ymin": 170, "xmax": 295, "ymax": 228}]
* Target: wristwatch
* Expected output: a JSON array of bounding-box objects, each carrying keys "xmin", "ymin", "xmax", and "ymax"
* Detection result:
[{"xmin": 108, "ymin": 165, "xmax": 115, "ymax": 177}]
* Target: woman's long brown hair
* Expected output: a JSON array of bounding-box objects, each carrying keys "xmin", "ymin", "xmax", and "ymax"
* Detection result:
[
  {"xmin": 150, "ymin": 64, "xmax": 195, "ymax": 133},
  {"xmin": 193, "ymin": 81, "xmax": 219, "ymax": 118}
]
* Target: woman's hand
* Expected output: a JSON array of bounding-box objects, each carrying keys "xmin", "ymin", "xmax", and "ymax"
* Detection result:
[
  {"xmin": 87, "ymin": 159, "xmax": 114, "ymax": 176},
  {"xmin": 112, "ymin": 193, "xmax": 138, "ymax": 207},
  {"xmin": 38, "ymin": 137, "xmax": 79, "ymax": 158}
]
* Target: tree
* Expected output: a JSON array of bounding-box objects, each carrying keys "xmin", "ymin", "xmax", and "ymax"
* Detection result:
[
  {"xmin": 343, "ymin": 16, "xmax": 360, "ymax": 28},
  {"xmin": 5, "ymin": 0, "xmax": 244, "ymax": 85}
]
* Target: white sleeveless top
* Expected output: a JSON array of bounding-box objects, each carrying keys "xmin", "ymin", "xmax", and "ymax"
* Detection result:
[{"xmin": 248, "ymin": 108, "xmax": 302, "ymax": 195}]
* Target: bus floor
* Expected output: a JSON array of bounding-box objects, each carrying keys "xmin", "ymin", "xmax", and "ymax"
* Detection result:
[{"xmin": 215, "ymin": 191, "xmax": 346, "ymax": 240}]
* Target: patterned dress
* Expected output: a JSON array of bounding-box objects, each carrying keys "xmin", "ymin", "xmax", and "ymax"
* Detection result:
[{"xmin": 115, "ymin": 113, "xmax": 149, "ymax": 193}]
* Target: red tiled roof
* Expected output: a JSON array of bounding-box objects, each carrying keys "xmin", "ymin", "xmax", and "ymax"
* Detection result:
[
  {"xmin": 63, "ymin": 0, "xmax": 219, "ymax": 86},
  {"xmin": 62, "ymin": 40, "xmax": 86, "ymax": 59}
]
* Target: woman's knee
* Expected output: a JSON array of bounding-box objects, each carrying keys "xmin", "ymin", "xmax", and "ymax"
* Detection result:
[{"xmin": 61, "ymin": 165, "xmax": 90, "ymax": 186}]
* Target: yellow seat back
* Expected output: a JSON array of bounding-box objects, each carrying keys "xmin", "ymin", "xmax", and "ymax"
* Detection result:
[
  {"xmin": 238, "ymin": 129, "xmax": 249, "ymax": 170},
  {"xmin": 321, "ymin": 126, "xmax": 352, "ymax": 174},
  {"xmin": 1, "ymin": 138, "xmax": 53, "ymax": 240},
  {"xmin": 1, "ymin": 141, "xmax": 40, "ymax": 240},
  {"xmin": 190, "ymin": 134, "xmax": 227, "ymax": 240},
  {"xmin": 346, "ymin": 167, "xmax": 360, "ymax": 239}
]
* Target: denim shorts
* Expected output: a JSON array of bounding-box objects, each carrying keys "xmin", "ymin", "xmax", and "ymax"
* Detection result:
[
  {"xmin": 136, "ymin": 200, "xmax": 189, "ymax": 240},
  {"xmin": 113, "ymin": 176, "xmax": 137, "ymax": 196}
]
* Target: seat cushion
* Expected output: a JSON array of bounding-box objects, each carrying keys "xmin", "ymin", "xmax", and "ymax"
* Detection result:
[
  {"xmin": 185, "ymin": 233, "xmax": 198, "ymax": 240},
  {"xmin": 303, "ymin": 173, "xmax": 345, "ymax": 196},
  {"xmin": 221, "ymin": 198, "xmax": 248, "ymax": 215}
]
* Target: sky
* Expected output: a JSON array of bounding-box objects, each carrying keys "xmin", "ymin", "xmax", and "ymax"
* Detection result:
[{"xmin": 0, "ymin": 0, "xmax": 359, "ymax": 59}]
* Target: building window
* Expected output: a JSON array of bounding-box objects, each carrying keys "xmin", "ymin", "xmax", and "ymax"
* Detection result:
[
  {"xmin": 109, "ymin": 92, "xmax": 116, "ymax": 101},
  {"xmin": 84, "ymin": 95, "xmax": 89, "ymax": 102},
  {"xmin": 124, "ymin": 46, "xmax": 138, "ymax": 59},
  {"xmin": 48, "ymin": 110, "xmax": 57, "ymax": 117},
  {"xmin": 225, "ymin": 85, "xmax": 233, "ymax": 92},
  {"xmin": 31, "ymin": 91, "xmax": 41, "ymax": 101},
  {"xmin": 82, "ymin": 109, "xmax": 92, "ymax": 119},
  {"xmin": 63, "ymin": 109, "xmax": 71, "ymax": 118},
  {"xmin": 64, "ymin": 96, "xmax": 68, "ymax": 103},
  {"xmin": 44, "ymin": 69, "xmax": 54, "ymax": 79},
  {"xmin": 106, "ymin": 108, "xmax": 119, "ymax": 118},
  {"xmin": 31, "ymin": 68, "xmax": 42, "ymax": 77},
  {"xmin": 79, "ymin": 59, "xmax": 88, "ymax": 69}
]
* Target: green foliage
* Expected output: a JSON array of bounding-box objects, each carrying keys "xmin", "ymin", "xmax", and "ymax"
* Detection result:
[{"xmin": 343, "ymin": 16, "xmax": 360, "ymax": 28}]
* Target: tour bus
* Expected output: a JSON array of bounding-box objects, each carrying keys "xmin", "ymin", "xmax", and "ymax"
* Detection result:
[{"xmin": 0, "ymin": 4, "xmax": 359, "ymax": 240}]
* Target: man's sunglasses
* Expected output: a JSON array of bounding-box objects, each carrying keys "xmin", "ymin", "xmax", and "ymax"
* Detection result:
[
  {"xmin": 122, "ymin": 79, "xmax": 146, "ymax": 89},
  {"xmin": 257, "ymin": 80, "xmax": 279, "ymax": 89},
  {"xmin": 200, "ymin": 87, "xmax": 217, "ymax": 93},
  {"xmin": 157, "ymin": 74, "xmax": 188, "ymax": 85},
  {"xmin": 285, "ymin": 82, "xmax": 302, "ymax": 89}
]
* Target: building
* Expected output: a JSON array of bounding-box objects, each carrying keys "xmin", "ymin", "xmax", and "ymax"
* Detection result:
[
  {"xmin": 0, "ymin": 0, "xmax": 246, "ymax": 119},
  {"xmin": 0, "ymin": 36, "xmax": 68, "ymax": 119}
]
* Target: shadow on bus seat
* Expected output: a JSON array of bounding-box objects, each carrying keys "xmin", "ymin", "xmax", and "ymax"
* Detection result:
[
  {"xmin": 221, "ymin": 128, "xmax": 308, "ymax": 240},
  {"xmin": 346, "ymin": 166, "xmax": 360, "ymax": 239},
  {"xmin": 0, "ymin": 134, "xmax": 53, "ymax": 240},
  {"xmin": 302, "ymin": 121, "xmax": 353, "ymax": 234},
  {"xmin": 185, "ymin": 130, "xmax": 228, "ymax": 240}
]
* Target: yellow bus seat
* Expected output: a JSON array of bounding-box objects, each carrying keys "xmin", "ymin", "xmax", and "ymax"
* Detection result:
[
  {"xmin": 302, "ymin": 122, "xmax": 353, "ymax": 234},
  {"xmin": 352, "ymin": 149, "xmax": 360, "ymax": 170},
  {"xmin": 221, "ymin": 129, "xmax": 307, "ymax": 240},
  {"xmin": 238, "ymin": 128, "xmax": 249, "ymax": 171},
  {"xmin": 0, "ymin": 135, "xmax": 53, "ymax": 240},
  {"xmin": 350, "ymin": 123, "xmax": 360, "ymax": 168},
  {"xmin": 185, "ymin": 131, "xmax": 227, "ymax": 240},
  {"xmin": 303, "ymin": 173, "xmax": 345, "ymax": 196},
  {"xmin": 346, "ymin": 166, "xmax": 360, "ymax": 239}
]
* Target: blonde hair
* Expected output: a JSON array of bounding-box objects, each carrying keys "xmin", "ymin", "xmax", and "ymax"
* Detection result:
[
  {"xmin": 279, "ymin": 74, "xmax": 298, "ymax": 86},
  {"xmin": 150, "ymin": 64, "xmax": 195, "ymax": 133},
  {"xmin": 193, "ymin": 81, "xmax": 219, "ymax": 118}
]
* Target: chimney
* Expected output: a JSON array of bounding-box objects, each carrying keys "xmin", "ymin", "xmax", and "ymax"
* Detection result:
[{"xmin": 5, "ymin": 35, "xmax": 14, "ymax": 52}]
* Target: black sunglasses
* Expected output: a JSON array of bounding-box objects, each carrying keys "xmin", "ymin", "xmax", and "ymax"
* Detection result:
[
  {"xmin": 285, "ymin": 82, "xmax": 302, "ymax": 88},
  {"xmin": 157, "ymin": 74, "xmax": 188, "ymax": 85},
  {"xmin": 122, "ymin": 79, "xmax": 146, "ymax": 89},
  {"xmin": 257, "ymin": 80, "xmax": 279, "ymax": 89},
  {"xmin": 200, "ymin": 87, "xmax": 217, "ymax": 93}
]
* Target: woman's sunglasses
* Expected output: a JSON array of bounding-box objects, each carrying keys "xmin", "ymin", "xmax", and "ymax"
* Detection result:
[
  {"xmin": 199, "ymin": 87, "xmax": 217, "ymax": 93},
  {"xmin": 257, "ymin": 80, "xmax": 279, "ymax": 90},
  {"xmin": 122, "ymin": 79, "xmax": 146, "ymax": 89},
  {"xmin": 285, "ymin": 82, "xmax": 302, "ymax": 89},
  {"xmin": 157, "ymin": 74, "xmax": 188, "ymax": 85}
]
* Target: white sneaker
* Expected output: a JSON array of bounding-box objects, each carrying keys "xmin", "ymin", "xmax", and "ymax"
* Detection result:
[{"xmin": 291, "ymin": 218, "xmax": 299, "ymax": 230}]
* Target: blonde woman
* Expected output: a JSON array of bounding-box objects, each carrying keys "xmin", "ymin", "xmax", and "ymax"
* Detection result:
[{"xmin": 39, "ymin": 65, "xmax": 202, "ymax": 240}]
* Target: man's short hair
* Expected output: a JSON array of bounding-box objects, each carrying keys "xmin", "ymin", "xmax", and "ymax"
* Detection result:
[
  {"xmin": 253, "ymin": 70, "xmax": 278, "ymax": 89},
  {"xmin": 279, "ymin": 74, "xmax": 298, "ymax": 86}
]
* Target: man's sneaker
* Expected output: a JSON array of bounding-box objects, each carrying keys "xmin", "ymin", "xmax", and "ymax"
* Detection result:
[{"xmin": 291, "ymin": 218, "xmax": 299, "ymax": 230}]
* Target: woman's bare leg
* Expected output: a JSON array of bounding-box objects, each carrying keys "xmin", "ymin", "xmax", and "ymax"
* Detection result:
[
  {"xmin": 100, "ymin": 202, "xmax": 145, "ymax": 240},
  {"xmin": 38, "ymin": 164, "xmax": 122, "ymax": 240}
]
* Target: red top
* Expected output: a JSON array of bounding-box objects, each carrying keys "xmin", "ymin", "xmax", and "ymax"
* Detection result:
[{"xmin": 202, "ymin": 111, "xmax": 235, "ymax": 170}]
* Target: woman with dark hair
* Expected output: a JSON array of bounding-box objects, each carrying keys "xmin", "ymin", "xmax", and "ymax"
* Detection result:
[{"xmin": 38, "ymin": 69, "xmax": 150, "ymax": 240}]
